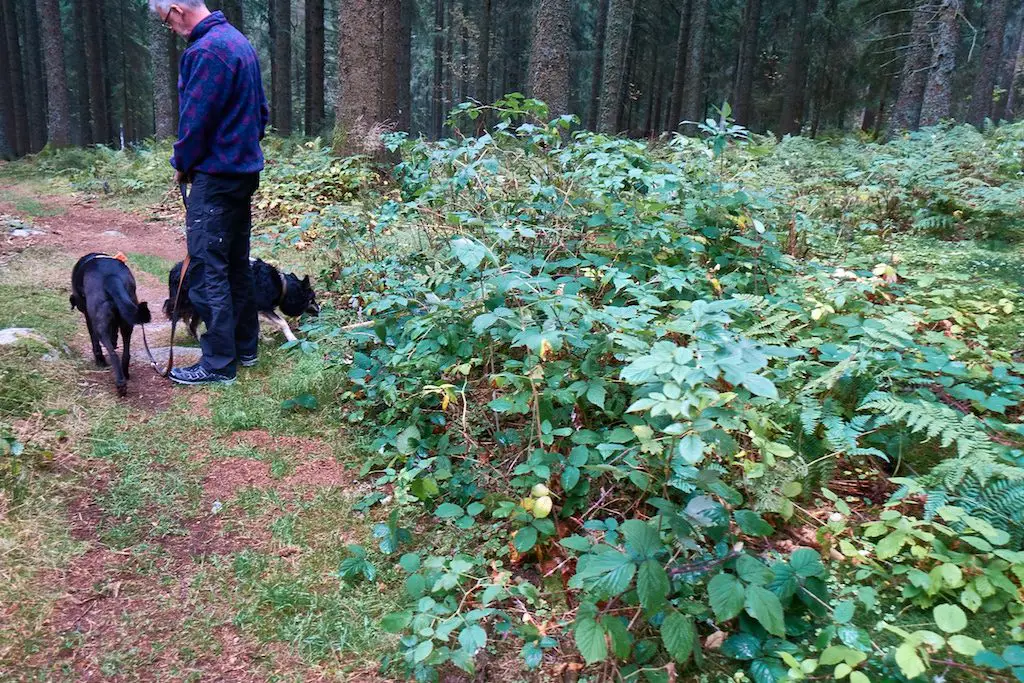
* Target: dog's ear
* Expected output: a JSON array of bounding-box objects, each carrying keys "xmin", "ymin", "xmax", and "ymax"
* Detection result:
[{"xmin": 302, "ymin": 275, "xmax": 310, "ymax": 286}]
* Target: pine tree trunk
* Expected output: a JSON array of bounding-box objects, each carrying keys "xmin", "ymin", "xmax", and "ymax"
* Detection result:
[
  {"xmin": 21, "ymin": 0, "xmax": 46, "ymax": 152},
  {"xmin": 920, "ymin": 0, "xmax": 961, "ymax": 126},
  {"xmin": 888, "ymin": 2, "xmax": 933, "ymax": 134},
  {"xmin": 2, "ymin": 0, "xmax": 28, "ymax": 156},
  {"xmin": 82, "ymin": 0, "xmax": 108, "ymax": 143},
  {"xmin": 598, "ymin": 0, "xmax": 635, "ymax": 133},
  {"xmin": 432, "ymin": 0, "xmax": 444, "ymax": 137},
  {"xmin": 397, "ymin": 0, "xmax": 412, "ymax": 131},
  {"xmin": 668, "ymin": 0, "xmax": 690, "ymax": 131},
  {"xmin": 475, "ymin": 0, "xmax": 491, "ymax": 103},
  {"xmin": 305, "ymin": 0, "xmax": 325, "ymax": 135},
  {"xmin": 333, "ymin": 0, "xmax": 401, "ymax": 158},
  {"xmin": 459, "ymin": 0, "xmax": 470, "ymax": 103},
  {"xmin": 528, "ymin": 0, "xmax": 572, "ymax": 117},
  {"xmin": 1004, "ymin": 19, "xmax": 1024, "ymax": 119},
  {"xmin": 221, "ymin": 0, "xmax": 244, "ymax": 33},
  {"xmin": 967, "ymin": 0, "xmax": 1009, "ymax": 126},
  {"xmin": 732, "ymin": 0, "xmax": 761, "ymax": 126},
  {"xmin": 150, "ymin": 22, "xmax": 176, "ymax": 139},
  {"xmin": 680, "ymin": 0, "xmax": 708, "ymax": 132},
  {"xmin": 37, "ymin": 0, "xmax": 70, "ymax": 147},
  {"xmin": 777, "ymin": 0, "xmax": 815, "ymax": 137},
  {"xmin": 70, "ymin": 0, "xmax": 90, "ymax": 145},
  {"xmin": 587, "ymin": 0, "xmax": 609, "ymax": 129},
  {"xmin": 0, "ymin": 7, "xmax": 14, "ymax": 156},
  {"xmin": 0, "ymin": 107, "xmax": 9, "ymax": 159},
  {"xmin": 993, "ymin": 9, "xmax": 1023, "ymax": 121},
  {"xmin": 271, "ymin": 0, "xmax": 292, "ymax": 135},
  {"xmin": 444, "ymin": 0, "xmax": 454, "ymax": 124}
]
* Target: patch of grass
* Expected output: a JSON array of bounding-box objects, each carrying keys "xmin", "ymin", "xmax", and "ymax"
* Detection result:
[
  {"xmin": 0, "ymin": 188, "xmax": 65, "ymax": 217},
  {"xmin": 0, "ymin": 285, "xmax": 77, "ymax": 343},
  {"xmin": 126, "ymin": 252, "xmax": 175, "ymax": 281}
]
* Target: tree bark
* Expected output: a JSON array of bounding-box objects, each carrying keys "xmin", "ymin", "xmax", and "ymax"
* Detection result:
[
  {"xmin": 598, "ymin": 0, "xmax": 635, "ymax": 133},
  {"xmin": 37, "ymin": 0, "xmax": 70, "ymax": 147},
  {"xmin": 0, "ymin": 6, "xmax": 14, "ymax": 156},
  {"xmin": 777, "ymin": 0, "xmax": 815, "ymax": 136},
  {"xmin": 397, "ymin": 0, "xmax": 412, "ymax": 131},
  {"xmin": 993, "ymin": 8, "xmax": 1023, "ymax": 121},
  {"xmin": 967, "ymin": 0, "xmax": 1009, "ymax": 126},
  {"xmin": 70, "ymin": 0, "xmax": 90, "ymax": 145},
  {"xmin": 527, "ymin": 0, "xmax": 572, "ymax": 117},
  {"xmin": 150, "ymin": 22, "xmax": 177, "ymax": 139},
  {"xmin": 21, "ymin": 0, "xmax": 46, "ymax": 152},
  {"xmin": 221, "ymin": 0, "xmax": 244, "ymax": 33},
  {"xmin": 668, "ymin": 0, "xmax": 690, "ymax": 130},
  {"xmin": 82, "ymin": 0, "xmax": 108, "ymax": 143},
  {"xmin": 888, "ymin": 2, "xmax": 933, "ymax": 134},
  {"xmin": 333, "ymin": 0, "xmax": 401, "ymax": 158},
  {"xmin": 475, "ymin": 0, "xmax": 492, "ymax": 103},
  {"xmin": 271, "ymin": 0, "xmax": 292, "ymax": 135},
  {"xmin": 920, "ymin": 0, "xmax": 961, "ymax": 126},
  {"xmin": 2, "ymin": 0, "xmax": 28, "ymax": 156},
  {"xmin": 680, "ymin": 0, "xmax": 709, "ymax": 131},
  {"xmin": 587, "ymin": 0, "xmax": 609, "ymax": 129},
  {"xmin": 432, "ymin": 0, "xmax": 444, "ymax": 137},
  {"xmin": 1004, "ymin": 17, "xmax": 1024, "ymax": 120},
  {"xmin": 304, "ymin": 0, "xmax": 325, "ymax": 135},
  {"xmin": 732, "ymin": 0, "xmax": 761, "ymax": 126}
]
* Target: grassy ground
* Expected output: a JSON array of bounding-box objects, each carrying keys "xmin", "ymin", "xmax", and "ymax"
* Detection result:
[{"xmin": 0, "ymin": 186, "xmax": 402, "ymax": 681}]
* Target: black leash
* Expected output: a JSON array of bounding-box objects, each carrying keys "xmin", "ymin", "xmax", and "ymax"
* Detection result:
[{"xmin": 141, "ymin": 182, "xmax": 191, "ymax": 377}]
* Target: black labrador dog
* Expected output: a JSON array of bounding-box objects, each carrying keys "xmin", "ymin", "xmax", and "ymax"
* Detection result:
[
  {"xmin": 163, "ymin": 258, "xmax": 320, "ymax": 342},
  {"xmin": 70, "ymin": 253, "xmax": 152, "ymax": 397}
]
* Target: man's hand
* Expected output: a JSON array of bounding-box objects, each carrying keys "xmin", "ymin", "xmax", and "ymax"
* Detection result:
[{"xmin": 173, "ymin": 169, "xmax": 187, "ymax": 185}]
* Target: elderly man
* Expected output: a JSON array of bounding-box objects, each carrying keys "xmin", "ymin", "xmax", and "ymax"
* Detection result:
[{"xmin": 152, "ymin": 0, "xmax": 269, "ymax": 385}]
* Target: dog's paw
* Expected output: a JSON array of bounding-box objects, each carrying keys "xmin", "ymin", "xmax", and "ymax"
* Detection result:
[
  {"xmin": 116, "ymin": 384, "xmax": 127, "ymax": 398},
  {"xmin": 95, "ymin": 355, "xmax": 108, "ymax": 367}
]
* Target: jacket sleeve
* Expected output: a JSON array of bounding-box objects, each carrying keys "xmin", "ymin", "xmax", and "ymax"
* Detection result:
[{"xmin": 171, "ymin": 49, "xmax": 233, "ymax": 173}]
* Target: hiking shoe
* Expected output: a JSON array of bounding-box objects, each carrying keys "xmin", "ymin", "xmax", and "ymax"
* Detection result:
[
  {"xmin": 169, "ymin": 363, "xmax": 236, "ymax": 386},
  {"xmin": 239, "ymin": 353, "xmax": 259, "ymax": 368}
]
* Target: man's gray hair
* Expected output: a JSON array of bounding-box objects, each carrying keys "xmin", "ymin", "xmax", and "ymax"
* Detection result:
[{"xmin": 149, "ymin": 0, "xmax": 205, "ymax": 14}]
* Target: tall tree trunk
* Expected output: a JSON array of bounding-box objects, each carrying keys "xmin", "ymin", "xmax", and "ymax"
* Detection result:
[
  {"xmin": 643, "ymin": 49, "xmax": 658, "ymax": 135},
  {"xmin": 598, "ymin": 0, "xmax": 636, "ymax": 133},
  {"xmin": 333, "ymin": 0, "xmax": 401, "ymax": 157},
  {"xmin": 587, "ymin": 0, "xmax": 609, "ymax": 129},
  {"xmin": 993, "ymin": 9, "xmax": 1023, "ymax": 121},
  {"xmin": 651, "ymin": 69, "xmax": 665, "ymax": 133},
  {"xmin": 432, "ymin": 0, "xmax": 444, "ymax": 137},
  {"xmin": 680, "ymin": 0, "xmax": 709, "ymax": 131},
  {"xmin": 21, "ymin": 0, "xmax": 46, "ymax": 152},
  {"xmin": 444, "ymin": 0, "xmax": 454, "ymax": 125},
  {"xmin": 888, "ymin": 2, "xmax": 933, "ymax": 134},
  {"xmin": 920, "ymin": 0, "xmax": 961, "ymax": 126},
  {"xmin": 809, "ymin": 0, "xmax": 836, "ymax": 138},
  {"xmin": 528, "ymin": 0, "xmax": 572, "ymax": 117},
  {"xmin": 397, "ymin": 0, "xmax": 412, "ymax": 131},
  {"xmin": 150, "ymin": 22, "xmax": 176, "ymax": 139},
  {"xmin": 271, "ymin": 0, "xmax": 292, "ymax": 135},
  {"xmin": 668, "ymin": 0, "xmax": 690, "ymax": 130},
  {"xmin": 0, "ymin": 6, "xmax": 14, "ymax": 156},
  {"xmin": 967, "ymin": 0, "xmax": 1009, "ymax": 126},
  {"xmin": 475, "ymin": 0, "xmax": 492, "ymax": 103},
  {"xmin": 70, "ymin": 0, "xmax": 90, "ymax": 145},
  {"xmin": 304, "ymin": 0, "xmax": 325, "ymax": 135},
  {"xmin": 732, "ymin": 0, "xmax": 761, "ymax": 126},
  {"xmin": 82, "ymin": 0, "xmax": 108, "ymax": 143},
  {"xmin": 1004, "ymin": 18, "xmax": 1024, "ymax": 119},
  {"xmin": 2, "ymin": 0, "xmax": 28, "ymax": 155},
  {"xmin": 777, "ymin": 0, "xmax": 815, "ymax": 136},
  {"xmin": 458, "ymin": 0, "xmax": 470, "ymax": 103},
  {"xmin": 221, "ymin": 0, "xmax": 244, "ymax": 33},
  {"xmin": 37, "ymin": 0, "xmax": 70, "ymax": 147}
]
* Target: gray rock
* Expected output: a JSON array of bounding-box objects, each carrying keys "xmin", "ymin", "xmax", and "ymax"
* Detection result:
[
  {"xmin": 0, "ymin": 327, "xmax": 49, "ymax": 346},
  {"xmin": 10, "ymin": 228, "xmax": 45, "ymax": 237},
  {"xmin": 102, "ymin": 230, "xmax": 126, "ymax": 238}
]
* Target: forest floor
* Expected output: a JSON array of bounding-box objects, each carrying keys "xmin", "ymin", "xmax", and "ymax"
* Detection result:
[{"xmin": 0, "ymin": 181, "xmax": 404, "ymax": 681}]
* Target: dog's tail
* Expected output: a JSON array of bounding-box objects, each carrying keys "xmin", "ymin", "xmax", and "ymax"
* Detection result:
[{"xmin": 109, "ymin": 281, "xmax": 149, "ymax": 326}]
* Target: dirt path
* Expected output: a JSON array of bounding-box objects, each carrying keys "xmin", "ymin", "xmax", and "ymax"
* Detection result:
[{"xmin": 1, "ymin": 184, "xmax": 375, "ymax": 681}]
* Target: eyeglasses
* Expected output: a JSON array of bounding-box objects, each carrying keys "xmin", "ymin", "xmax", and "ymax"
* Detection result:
[{"xmin": 161, "ymin": 6, "xmax": 173, "ymax": 29}]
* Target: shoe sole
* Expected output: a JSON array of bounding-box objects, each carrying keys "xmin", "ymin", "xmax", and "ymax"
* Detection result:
[
  {"xmin": 240, "ymin": 359, "xmax": 258, "ymax": 368},
  {"xmin": 169, "ymin": 375, "xmax": 236, "ymax": 386}
]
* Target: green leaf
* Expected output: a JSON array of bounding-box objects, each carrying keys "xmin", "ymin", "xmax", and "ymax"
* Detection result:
[
  {"xmin": 637, "ymin": 560, "xmax": 669, "ymax": 614},
  {"xmin": 587, "ymin": 383, "xmax": 607, "ymax": 409},
  {"xmin": 412, "ymin": 639, "xmax": 434, "ymax": 663},
  {"xmin": 621, "ymin": 519, "xmax": 661, "ymax": 561},
  {"xmin": 895, "ymin": 644, "xmax": 925, "ymax": 679},
  {"xmin": 435, "ymin": 503, "xmax": 465, "ymax": 519},
  {"xmin": 948, "ymin": 635, "xmax": 984, "ymax": 656},
  {"xmin": 562, "ymin": 465, "xmax": 581, "ymax": 492},
  {"xmin": 1004, "ymin": 646, "xmax": 1024, "ymax": 666},
  {"xmin": 790, "ymin": 548, "xmax": 825, "ymax": 578},
  {"xmin": 660, "ymin": 611, "xmax": 696, "ymax": 664},
  {"xmin": 396, "ymin": 425, "xmax": 421, "ymax": 455},
  {"xmin": 451, "ymin": 237, "xmax": 488, "ymax": 270},
  {"xmin": 974, "ymin": 650, "xmax": 1009, "ymax": 670},
  {"xmin": 742, "ymin": 373, "xmax": 778, "ymax": 399},
  {"xmin": 458, "ymin": 624, "xmax": 487, "ymax": 653},
  {"xmin": 734, "ymin": 510, "xmax": 774, "ymax": 537},
  {"xmin": 850, "ymin": 673, "xmax": 870, "ymax": 683},
  {"xmin": 834, "ymin": 600, "xmax": 856, "ymax": 625},
  {"xmin": 381, "ymin": 611, "xmax": 412, "ymax": 633},
  {"xmin": 933, "ymin": 604, "xmax": 967, "ymax": 633},
  {"xmin": 559, "ymin": 535, "xmax": 592, "ymax": 552},
  {"xmin": 721, "ymin": 633, "xmax": 762, "ymax": 661},
  {"xmin": 736, "ymin": 555, "xmax": 772, "ymax": 586},
  {"xmin": 876, "ymin": 531, "xmax": 906, "ymax": 559},
  {"xmin": 602, "ymin": 616, "xmax": 632, "ymax": 660},
  {"xmin": 466, "ymin": 502, "xmax": 485, "ymax": 516},
  {"xmin": 514, "ymin": 526, "xmax": 539, "ymax": 553},
  {"xmin": 708, "ymin": 573, "xmax": 746, "ymax": 621},
  {"xmin": 677, "ymin": 434, "xmax": 705, "ymax": 465},
  {"xmin": 574, "ymin": 617, "xmax": 608, "ymax": 664},
  {"xmin": 398, "ymin": 553, "xmax": 421, "ymax": 573},
  {"xmin": 745, "ymin": 585, "xmax": 786, "ymax": 636}
]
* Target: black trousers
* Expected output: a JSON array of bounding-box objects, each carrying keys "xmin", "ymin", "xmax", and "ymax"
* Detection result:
[{"xmin": 185, "ymin": 172, "xmax": 260, "ymax": 377}]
